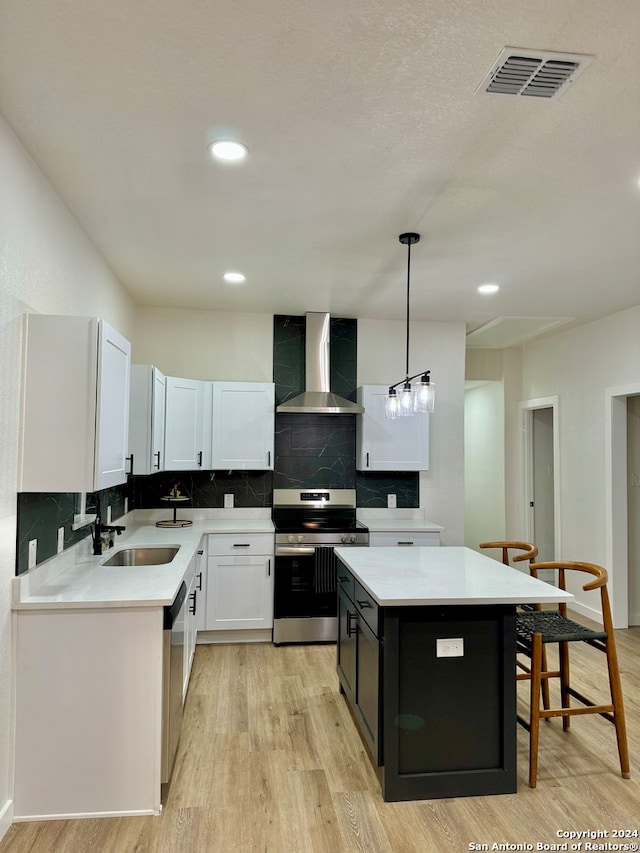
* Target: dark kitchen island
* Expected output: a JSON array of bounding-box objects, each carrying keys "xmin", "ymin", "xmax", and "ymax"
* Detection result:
[{"xmin": 334, "ymin": 546, "xmax": 573, "ymax": 801}]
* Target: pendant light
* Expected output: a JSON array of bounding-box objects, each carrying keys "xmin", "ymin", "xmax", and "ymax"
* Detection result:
[{"xmin": 384, "ymin": 232, "xmax": 435, "ymax": 420}]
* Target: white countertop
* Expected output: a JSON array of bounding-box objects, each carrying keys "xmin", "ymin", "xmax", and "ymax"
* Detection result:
[
  {"xmin": 334, "ymin": 546, "xmax": 574, "ymax": 607},
  {"xmin": 13, "ymin": 511, "xmax": 274, "ymax": 611}
]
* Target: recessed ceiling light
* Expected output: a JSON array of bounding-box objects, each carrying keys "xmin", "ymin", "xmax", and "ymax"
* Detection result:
[
  {"xmin": 209, "ymin": 140, "xmax": 249, "ymax": 162},
  {"xmin": 477, "ymin": 283, "xmax": 500, "ymax": 295},
  {"xmin": 223, "ymin": 271, "xmax": 246, "ymax": 284}
]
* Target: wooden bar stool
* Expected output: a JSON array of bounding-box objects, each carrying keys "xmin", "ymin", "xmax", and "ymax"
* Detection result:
[{"xmin": 515, "ymin": 560, "xmax": 630, "ymax": 788}]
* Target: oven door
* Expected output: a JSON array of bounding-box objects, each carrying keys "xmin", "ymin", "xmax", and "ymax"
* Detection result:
[{"xmin": 274, "ymin": 545, "xmax": 337, "ymax": 619}]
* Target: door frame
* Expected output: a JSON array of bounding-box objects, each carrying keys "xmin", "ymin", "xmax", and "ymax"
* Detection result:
[
  {"xmin": 521, "ymin": 396, "xmax": 561, "ymax": 559},
  {"xmin": 605, "ymin": 382, "xmax": 640, "ymax": 629}
]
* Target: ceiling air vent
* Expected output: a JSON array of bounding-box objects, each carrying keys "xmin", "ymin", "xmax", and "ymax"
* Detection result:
[{"xmin": 476, "ymin": 48, "xmax": 593, "ymax": 99}]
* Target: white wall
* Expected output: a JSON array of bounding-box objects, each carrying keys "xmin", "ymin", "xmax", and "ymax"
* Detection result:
[
  {"xmin": 464, "ymin": 382, "xmax": 505, "ymax": 550},
  {"xmin": 504, "ymin": 305, "xmax": 640, "ymax": 620},
  {"xmin": 0, "ymin": 114, "xmax": 135, "ymax": 836},
  {"xmin": 358, "ymin": 318, "xmax": 466, "ymax": 544},
  {"xmin": 132, "ymin": 306, "xmax": 273, "ymax": 380}
]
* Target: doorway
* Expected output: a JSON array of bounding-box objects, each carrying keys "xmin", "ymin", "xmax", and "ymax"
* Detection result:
[
  {"xmin": 606, "ymin": 384, "xmax": 640, "ymax": 628},
  {"xmin": 522, "ymin": 397, "xmax": 560, "ymax": 562}
]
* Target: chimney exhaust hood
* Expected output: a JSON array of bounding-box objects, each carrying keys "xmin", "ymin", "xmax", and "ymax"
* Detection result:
[{"xmin": 276, "ymin": 313, "xmax": 364, "ymax": 414}]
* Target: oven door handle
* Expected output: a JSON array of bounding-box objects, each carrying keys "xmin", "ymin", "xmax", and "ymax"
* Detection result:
[{"xmin": 275, "ymin": 545, "xmax": 317, "ymax": 557}]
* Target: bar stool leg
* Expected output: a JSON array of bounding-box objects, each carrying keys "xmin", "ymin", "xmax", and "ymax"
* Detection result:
[
  {"xmin": 559, "ymin": 640, "xmax": 571, "ymax": 731},
  {"xmin": 605, "ymin": 636, "xmax": 631, "ymax": 778},
  {"xmin": 528, "ymin": 632, "xmax": 543, "ymax": 788}
]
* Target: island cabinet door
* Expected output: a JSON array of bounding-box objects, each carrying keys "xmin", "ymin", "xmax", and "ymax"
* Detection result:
[
  {"xmin": 337, "ymin": 586, "xmax": 357, "ymax": 703},
  {"xmin": 355, "ymin": 614, "xmax": 382, "ymax": 765}
]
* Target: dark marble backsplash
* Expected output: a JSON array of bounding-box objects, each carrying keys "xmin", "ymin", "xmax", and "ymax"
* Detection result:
[
  {"xmin": 132, "ymin": 471, "xmax": 273, "ymax": 509},
  {"xmin": 16, "ymin": 483, "xmax": 130, "ymax": 576}
]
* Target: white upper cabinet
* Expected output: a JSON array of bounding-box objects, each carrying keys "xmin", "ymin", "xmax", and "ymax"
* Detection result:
[
  {"xmin": 356, "ymin": 385, "xmax": 429, "ymax": 472},
  {"xmin": 128, "ymin": 365, "xmax": 166, "ymax": 475},
  {"xmin": 18, "ymin": 314, "xmax": 131, "ymax": 492},
  {"xmin": 164, "ymin": 376, "xmax": 209, "ymax": 470},
  {"xmin": 211, "ymin": 382, "xmax": 274, "ymax": 470}
]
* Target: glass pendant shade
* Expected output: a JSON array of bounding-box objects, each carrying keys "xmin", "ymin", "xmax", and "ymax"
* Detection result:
[
  {"xmin": 397, "ymin": 383, "xmax": 414, "ymax": 416},
  {"xmin": 384, "ymin": 389, "xmax": 398, "ymax": 419},
  {"xmin": 414, "ymin": 377, "xmax": 435, "ymax": 413}
]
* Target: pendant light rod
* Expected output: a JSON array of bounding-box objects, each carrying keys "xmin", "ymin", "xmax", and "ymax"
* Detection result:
[
  {"xmin": 399, "ymin": 232, "xmax": 420, "ymax": 378},
  {"xmin": 385, "ymin": 232, "xmax": 435, "ymax": 419}
]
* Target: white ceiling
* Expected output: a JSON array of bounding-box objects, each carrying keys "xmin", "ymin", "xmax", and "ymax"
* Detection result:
[{"xmin": 2, "ymin": 0, "xmax": 640, "ymax": 344}]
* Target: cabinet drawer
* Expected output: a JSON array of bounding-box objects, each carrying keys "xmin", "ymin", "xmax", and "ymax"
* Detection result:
[
  {"xmin": 208, "ymin": 533, "xmax": 274, "ymax": 556},
  {"xmin": 369, "ymin": 531, "xmax": 440, "ymax": 548},
  {"xmin": 355, "ymin": 581, "xmax": 379, "ymax": 636},
  {"xmin": 336, "ymin": 561, "xmax": 355, "ymax": 600}
]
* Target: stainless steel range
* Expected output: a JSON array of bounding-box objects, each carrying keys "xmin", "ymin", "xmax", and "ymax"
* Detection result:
[{"xmin": 272, "ymin": 488, "xmax": 369, "ymax": 644}]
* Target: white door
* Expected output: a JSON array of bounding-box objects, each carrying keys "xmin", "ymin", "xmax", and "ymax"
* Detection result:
[
  {"xmin": 531, "ymin": 407, "xmax": 555, "ymax": 561},
  {"xmin": 212, "ymin": 382, "xmax": 274, "ymax": 469},
  {"xmin": 94, "ymin": 320, "xmax": 131, "ymax": 490},
  {"xmin": 164, "ymin": 377, "xmax": 205, "ymax": 470}
]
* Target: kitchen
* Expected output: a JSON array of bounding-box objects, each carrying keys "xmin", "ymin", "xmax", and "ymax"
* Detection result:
[{"xmin": 3, "ymin": 0, "xmax": 640, "ymax": 848}]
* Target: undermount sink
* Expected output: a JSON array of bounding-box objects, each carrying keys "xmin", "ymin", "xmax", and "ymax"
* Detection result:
[{"xmin": 101, "ymin": 546, "xmax": 180, "ymax": 567}]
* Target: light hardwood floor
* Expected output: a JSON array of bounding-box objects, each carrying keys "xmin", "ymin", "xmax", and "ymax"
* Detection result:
[{"xmin": 2, "ymin": 626, "xmax": 639, "ymax": 853}]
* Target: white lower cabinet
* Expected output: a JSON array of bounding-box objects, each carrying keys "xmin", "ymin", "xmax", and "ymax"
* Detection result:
[{"xmin": 205, "ymin": 534, "xmax": 274, "ymax": 632}]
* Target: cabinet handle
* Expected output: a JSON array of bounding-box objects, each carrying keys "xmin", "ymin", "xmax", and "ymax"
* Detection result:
[
  {"xmin": 356, "ymin": 599, "xmax": 372, "ymax": 609},
  {"xmin": 366, "ymin": 451, "xmax": 369, "ymax": 468},
  {"xmin": 346, "ymin": 611, "xmax": 357, "ymax": 637},
  {"xmin": 197, "ymin": 549, "xmax": 204, "ymax": 555},
  {"xmin": 189, "ymin": 591, "xmax": 197, "ymax": 616},
  {"xmin": 337, "ymin": 575, "xmax": 349, "ymax": 584},
  {"xmin": 196, "ymin": 571, "xmax": 203, "ymax": 591},
  {"xmin": 233, "ymin": 543, "xmax": 251, "ymax": 548},
  {"xmin": 126, "ymin": 453, "xmax": 134, "ymax": 474},
  {"xmin": 267, "ymin": 558, "xmax": 271, "ymax": 577},
  {"xmin": 197, "ymin": 450, "xmax": 203, "ymax": 467},
  {"xmin": 154, "ymin": 450, "xmax": 161, "ymax": 469},
  {"xmin": 397, "ymin": 541, "xmax": 414, "ymax": 546}
]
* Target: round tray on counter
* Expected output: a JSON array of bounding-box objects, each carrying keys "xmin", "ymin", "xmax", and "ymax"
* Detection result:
[{"xmin": 156, "ymin": 496, "xmax": 193, "ymax": 528}]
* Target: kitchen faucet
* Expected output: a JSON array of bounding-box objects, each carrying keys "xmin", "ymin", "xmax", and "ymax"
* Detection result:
[{"xmin": 92, "ymin": 516, "xmax": 126, "ymax": 555}]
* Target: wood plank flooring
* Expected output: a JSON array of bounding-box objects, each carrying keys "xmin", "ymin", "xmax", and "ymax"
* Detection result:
[{"xmin": 2, "ymin": 626, "xmax": 639, "ymax": 852}]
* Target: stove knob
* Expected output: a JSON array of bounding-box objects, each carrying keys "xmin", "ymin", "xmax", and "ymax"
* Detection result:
[
  {"xmin": 297, "ymin": 534, "xmax": 304, "ymax": 543},
  {"xmin": 350, "ymin": 534, "xmax": 357, "ymax": 544},
  {"xmin": 288, "ymin": 535, "xmax": 296, "ymax": 544}
]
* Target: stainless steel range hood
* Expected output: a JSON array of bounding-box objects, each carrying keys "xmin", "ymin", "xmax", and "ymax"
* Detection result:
[{"xmin": 276, "ymin": 313, "xmax": 364, "ymax": 414}]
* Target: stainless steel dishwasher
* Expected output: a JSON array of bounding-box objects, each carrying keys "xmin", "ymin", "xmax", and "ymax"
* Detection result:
[{"xmin": 161, "ymin": 581, "xmax": 187, "ymax": 785}]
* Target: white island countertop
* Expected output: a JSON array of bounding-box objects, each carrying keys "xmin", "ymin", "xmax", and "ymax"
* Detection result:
[
  {"xmin": 334, "ymin": 546, "xmax": 574, "ymax": 607},
  {"xmin": 13, "ymin": 512, "xmax": 274, "ymax": 611}
]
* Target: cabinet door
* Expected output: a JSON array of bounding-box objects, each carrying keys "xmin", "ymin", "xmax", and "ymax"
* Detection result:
[
  {"xmin": 194, "ymin": 543, "xmax": 207, "ymax": 632},
  {"xmin": 19, "ymin": 315, "xmax": 131, "ymax": 492},
  {"xmin": 337, "ymin": 585, "xmax": 357, "ymax": 702},
  {"xmin": 356, "ymin": 385, "xmax": 429, "ymax": 471},
  {"xmin": 164, "ymin": 377, "xmax": 206, "ymax": 470},
  {"xmin": 94, "ymin": 321, "xmax": 131, "ymax": 490},
  {"xmin": 128, "ymin": 365, "xmax": 166, "ymax": 475},
  {"xmin": 184, "ymin": 566, "xmax": 197, "ymax": 700},
  {"xmin": 206, "ymin": 554, "xmax": 273, "ymax": 630},
  {"xmin": 356, "ymin": 615, "xmax": 382, "ymax": 764},
  {"xmin": 212, "ymin": 382, "xmax": 274, "ymax": 470},
  {"xmin": 151, "ymin": 368, "xmax": 166, "ymax": 472}
]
